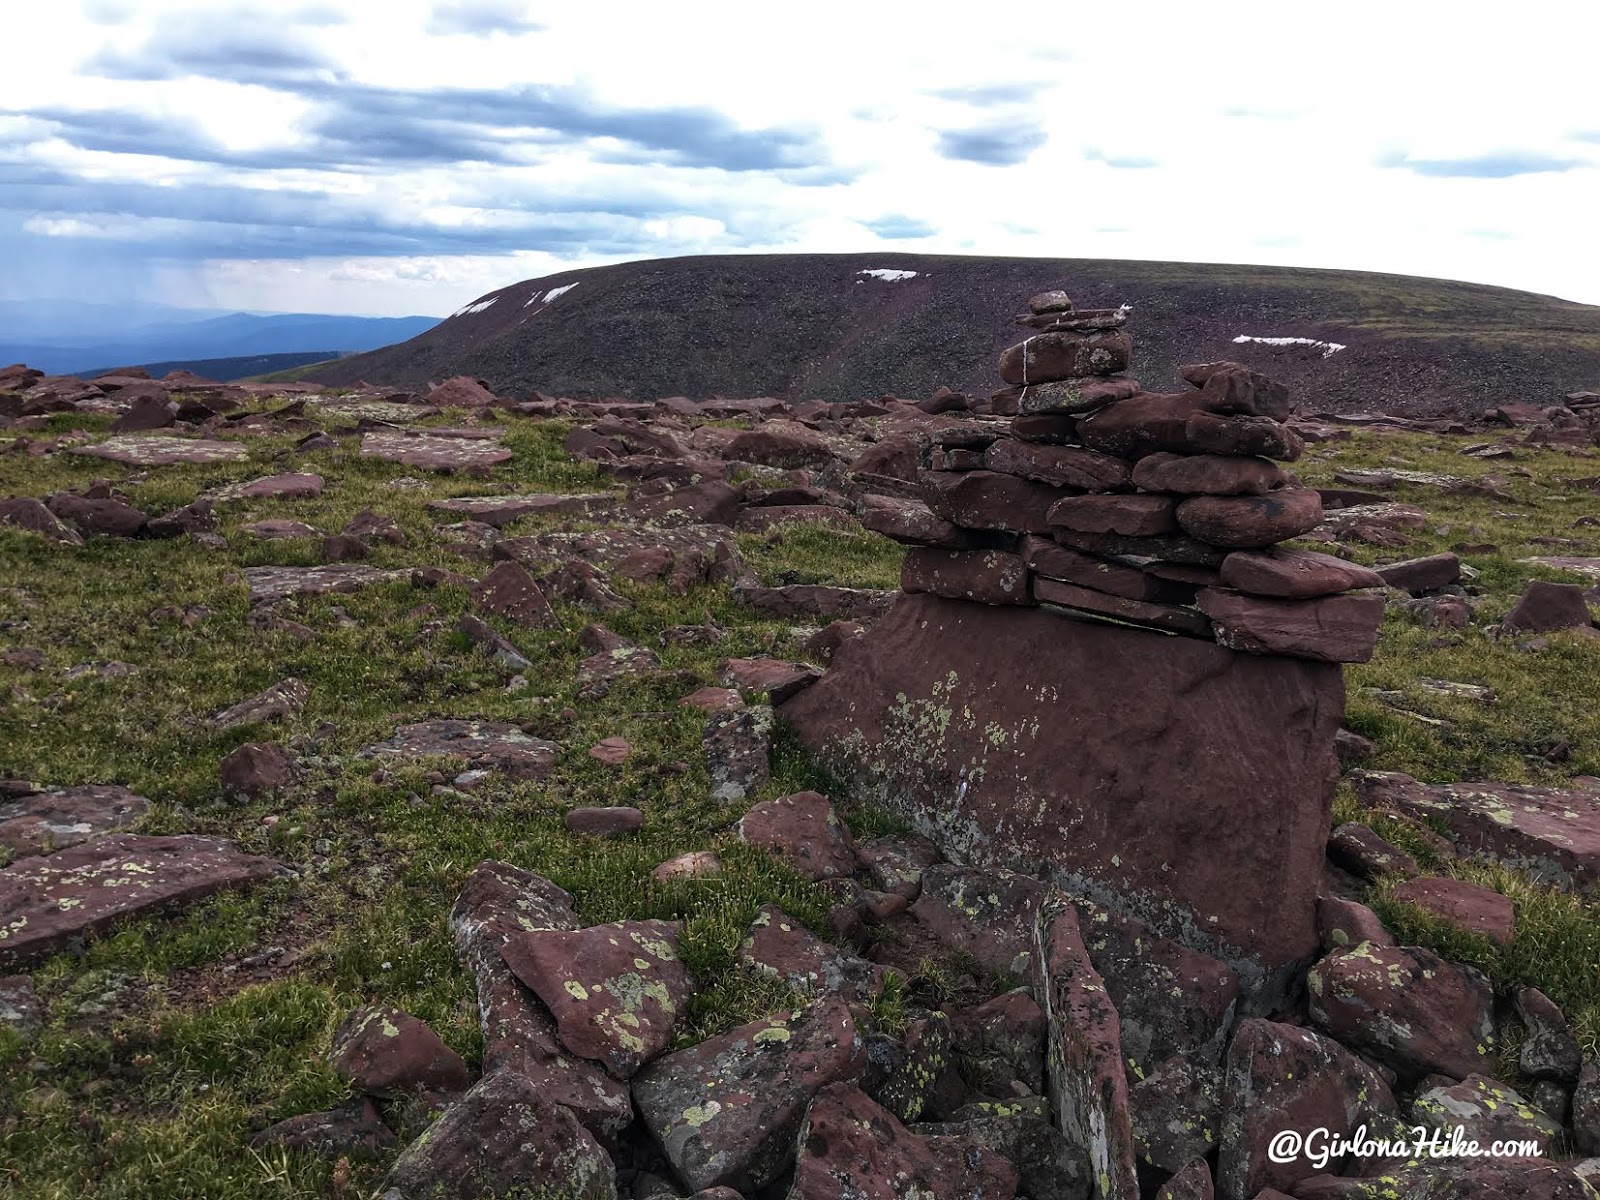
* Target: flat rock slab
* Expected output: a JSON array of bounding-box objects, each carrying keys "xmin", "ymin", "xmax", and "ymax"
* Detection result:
[
  {"xmin": 69, "ymin": 435, "xmax": 249, "ymax": 466},
  {"xmin": 0, "ymin": 785, "xmax": 150, "ymax": 858},
  {"xmin": 202, "ymin": 473, "xmax": 324, "ymax": 503},
  {"xmin": 1523, "ymin": 556, "xmax": 1600, "ymax": 581},
  {"xmin": 308, "ymin": 397, "xmax": 439, "ymax": 423},
  {"xmin": 428, "ymin": 493, "xmax": 615, "ymax": 528},
  {"xmin": 359, "ymin": 430, "xmax": 512, "ymax": 471},
  {"xmin": 1350, "ymin": 771, "xmax": 1600, "ymax": 891},
  {"xmin": 358, "ymin": 720, "xmax": 559, "ymax": 781},
  {"xmin": 783, "ymin": 592, "xmax": 1344, "ymax": 1005},
  {"xmin": 0, "ymin": 834, "xmax": 281, "ymax": 965},
  {"xmin": 1389, "ymin": 876, "xmax": 1515, "ymax": 943},
  {"xmin": 732, "ymin": 584, "xmax": 896, "ymax": 621},
  {"xmin": 242, "ymin": 564, "xmax": 411, "ymax": 603}
]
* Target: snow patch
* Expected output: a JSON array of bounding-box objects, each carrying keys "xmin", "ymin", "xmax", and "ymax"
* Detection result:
[
  {"xmin": 522, "ymin": 290, "xmax": 543, "ymax": 307},
  {"xmin": 544, "ymin": 282, "xmax": 579, "ymax": 302},
  {"xmin": 452, "ymin": 296, "xmax": 499, "ymax": 318},
  {"xmin": 1233, "ymin": 334, "xmax": 1347, "ymax": 358},
  {"xmin": 857, "ymin": 269, "xmax": 919, "ymax": 282}
]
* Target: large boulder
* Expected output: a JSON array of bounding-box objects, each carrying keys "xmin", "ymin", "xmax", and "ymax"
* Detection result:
[{"xmin": 781, "ymin": 593, "xmax": 1344, "ymax": 1005}]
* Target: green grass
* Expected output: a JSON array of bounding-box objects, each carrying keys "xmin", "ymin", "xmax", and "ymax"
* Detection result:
[{"xmin": 5, "ymin": 409, "xmax": 1600, "ymax": 1194}]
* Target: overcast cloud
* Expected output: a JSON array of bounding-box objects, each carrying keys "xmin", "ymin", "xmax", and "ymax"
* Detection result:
[{"xmin": 0, "ymin": 0, "xmax": 1597, "ymax": 316}]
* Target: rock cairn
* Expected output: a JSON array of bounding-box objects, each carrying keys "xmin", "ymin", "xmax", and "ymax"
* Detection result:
[{"xmin": 873, "ymin": 290, "xmax": 1388, "ymax": 664}]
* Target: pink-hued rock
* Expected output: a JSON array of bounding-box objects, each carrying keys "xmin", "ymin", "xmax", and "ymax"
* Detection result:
[
  {"xmin": 1021, "ymin": 535, "xmax": 1175, "ymax": 601},
  {"xmin": 329, "ymin": 1004, "xmax": 470, "ymax": 1098},
  {"xmin": 357, "ymin": 720, "xmax": 559, "ymax": 781},
  {"xmin": 738, "ymin": 791, "xmax": 859, "ymax": 880},
  {"xmin": 1156, "ymin": 1159, "xmax": 1215, "ymax": 1200},
  {"xmin": 0, "ymin": 785, "xmax": 149, "ymax": 858},
  {"xmin": 47, "ymin": 492, "xmax": 148, "ymax": 538},
  {"xmin": 625, "ymin": 478, "xmax": 744, "ymax": 527},
  {"xmin": 1015, "ymin": 375, "xmax": 1140, "ymax": 414},
  {"xmin": 203, "ymin": 473, "xmax": 324, "ymax": 502},
  {"xmin": 1036, "ymin": 577, "xmax": 1214, "ymax": 636},
  {"xmin": 911, "ymin": 864, "xmax": 1046, "ymax": 978},
  {"xmin": 212, "ymin": 677, "xmax": 308, "ymax": 730},
  {"xmin": 1219, "ymin": 548, "xmax": 1385, "ymax": 599},
  {"xmin": 378, "ymin": 1069, "xmax": 617, "ymax": 1200},
  {"xmin": 241, "ymin": 563, "xmax": 408, "ymax": 602},
  {"xmin": 1197, "ymin": 588, "xmax": 1386, "ymax": 663},
  {"xmin": 422, "ymin": 375, "xmax": 498, "ymax": 407},
  {"xmin": 1348, "ymin": 771, "xmax": 1600, "ymax": 891},
  {"xmin": 921, "ymin": 469, "xmax": 1075, "ymax": 533},
  {"xmin": 725, "ymin": 422, "xmax": 834, "ymax": 468},
  {"xmin": 1217, "ymin": 1018, "xmax": 1397, "ymax": 1200},
  {"xmin": 1327, "ymin": 823, "xmax": 1420, "ymax": 880},
  {"xmin": 1175, "ymin": 487, "xmax": 1324, "ymax": 549},
  {"xmin": 734, "ymin": 583, "xmax": 895, "ymax": 622},
  {"xmin": 902, "ymin": 547, "xmax": 1032, "ymax": 606},
  {"xmin": 1373, "ymin": 552, "xmax": 1461, "ymax": 593},
  {"xmin": 999, "ymin": 330, "xmax": 1133, "ymax": 384},
  {"xmin": 805, "ymin": 620, "xmax": 867, "ymax": 663},
  {"xmin": 632, "ymin": 999, "xmax": 868, "ymax": 1193},
  {"xmin": 720, "ymin": 657, "xmax": 822, "ymax": 704},
  {"xmin": 1132, "ymin": 452, "xmax": 1286, "ymax": 496},
  {"xmin": 1316, "ymin": 896, "xmax": 1395, "ymax": 951},
  {"xmin": 1388, "ymin": 876, "xmax": 1515, "ymax": 943},
  {"xmin": 585, "ymin": 738, "xmax": 633, "ymax": 766},
  {"xmin": 1516, "ymin": 987, "xmax": 1582, "ymax": 1082},
  {"xmin": 1412, "ymin": 1074, "xmax": 1561, "ymax": 1157},
  {"xmin": 679, "ymin": 686, "xmax": 743, "ymax": 712},
  {"xmin": 1308, "ymin": 944, "xmax": 1495, "ymax": 1080},
  {"xmin": 739, "ymin": 904, "xmax": 886, "ymax": 1003},
  {"xmin": 565, "ymin": 805, "xmax": 642, "ymax": 835},
  {"xmin": 789, "ymin": 1082, "xmax": 1019, "ymax": 1199},
  {"xmin": 0, "ymin": 834, "xmax": 281, "ymax": 966},
  {"xmin": 249, "ymin": 1097, "xmax": 396, "ymax": 1161},
  {"xmin": 1183, "ymin": 411, "xmax": 1305, "ymax": 461},
  {"xmin": 471, "ymin": 560, "xmax": 556, "ymax": 627},
  {"xmin": 1032, "ymin": 895, "xmax": 1140, "ymax": 1200},
  {"xmin": 1186, "ymin": 362, "xmax": 1292, "ymax": 421},
  {"xmin": 219, "ymin": 742, "xmax": 299, "ymax": 795},
  {"xmin": 359, "ymin": 430, "xmax": 511, "ymax": 471},
  {"xmin": 243, "ymin": 518, "xmax": 320, "ymax": 539},
  {"xmin": 1503, "ymin": 580, "xmax": 1594, "ymax": 633},
  {"xmin": 985, "ymin": 438, "xmax": 1132, "ymax": 490},
  {"xmin": 651, "ymin": 850, "xmax": 724, "ymax": 882},
  {"xmin": 428, "ymin": 492, "xmax": 613, "ymax": 528},
  {"xmin": 0, "ymin": 496, "xmax": 84, "ymax": 545},
  {"xmin": 500, "ymin": 919, "xmax": 690, "ymax": 1080},
  {"xmin": 1048, "ymin": 493, "xmax": 1178, "ymax": 537},
  {"xmin": 1077, "ymin": 392, "xmax": 1209, "ymax": 459},
  {"xmin": 859, "ymin": 492, "xmax": 989, "ymax": 548},
  {"xmin": 447, "ymin": 861, "xmax": 632, "ymax": 1140},
  {"xmin": 781, "ymin": 592, "xmax": 1342, "ymax": 1005}
]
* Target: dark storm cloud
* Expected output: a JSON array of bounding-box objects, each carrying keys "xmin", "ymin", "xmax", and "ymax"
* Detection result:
[
  {"xmin": 927, "ymin": 82, "xmax": 1047, "ymax": 106},
  {"xmin": 934, "ymin": 121, "xmax": 1047, "ymax": 166},
  {"xmin": 1084, "ymin": 147, "xmax": 1161, "ymax": 169},
  {"xmin": 861, "ymin": 214, "xmax": 937, "ymax": 239},
  {"xmin": 426, "ymin": 0, "xmax": 544, "ymax": 36},
  {"xmin": 1377, "ymin": 149, "xmax": 1589, "ymax": 178}
]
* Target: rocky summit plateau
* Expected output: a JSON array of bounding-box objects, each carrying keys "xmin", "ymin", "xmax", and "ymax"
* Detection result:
[{"xmin": 4, "ymin": 283, "xmax": 1600, "ymax": 1200}]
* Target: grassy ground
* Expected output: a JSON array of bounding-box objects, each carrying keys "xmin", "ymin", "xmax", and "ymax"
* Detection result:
[{"xmin": 2, "ymin": 409, "xmax": 1599, "ymax": 1194}]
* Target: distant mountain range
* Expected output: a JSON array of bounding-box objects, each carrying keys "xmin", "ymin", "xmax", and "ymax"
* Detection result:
[
  {"xmin": 303, "ymin": 253, "xmax": 1600, "ymax": 418},
  {"xmin": 0, "ymin": 301, "xmax": 438, "ymax": 377}
]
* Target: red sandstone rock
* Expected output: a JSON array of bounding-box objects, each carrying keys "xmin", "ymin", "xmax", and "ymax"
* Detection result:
[
  {"xmin": 1308, "ymin": 944, "xmax": 1495, "ymax": 1080},
  {"xmin": 911, "ymin": 864, "xmax": 1047, "ymax": 977},
  {"xmin": 790, "ymin": 1082, "xmax": 1019, "ymax": 1199},
  {"xmin": 1175, "ymin": 487, "xmax": 1324, "ymax": 548},
  {"xmin": 0, "ymin": 834, "xmax": 281, "ymax": 965},
  {"xmin": 1197, "ymin": 588, "xmax": 1385, "ymax": 662},
  {"xmin": 0, "ymin": 497, "xmax": 83, "ymax": 545},
  {"xmin": 1189, "ymin": 363, "xmax": 1292, "ymax": 422},
  {"xmin": 999, "ymin": 330, "xmax": 1132, "ymax": 384},
  {"xmin": 1316, "ymin": 896, "xmax": 1395, "ymax": 951},
  {"xmin": 738, "ymin": 791, "xmax": 858, "ymax": 880},
  {"xmin": 585, "ymin": 738, "xmax": 633, "ymax": 766},
  {"xmin": 859, "ymin": 493, "xmax": 988, "ymax": 548},
  {"xmin": 220, "ymin": 742, "xmax": 299, "ymax": 795},
  {"xmin": 901, "ymin": 547, "xmax": 1032, "ymax": 605},
  {"xmin": 1036, "ymin": 577, "xmax": 1213, "ymax": 636},
  {"xmin": 739, "ymin": 904, "xmax": 886, "ymax": 1003},
  {"xmin": 1048, "ymin": 493, "xmax": 1178, "ymax": 537},
  {"xmin": 47, "ymin": 492, "xmax": 147, "ymax": 538},
  {"xmin": 1021, "ymin": 535, "xmax": 1176, "ymax": 601},
  {"xmin": 1503, "ymin": 580, "xmax": 1593, "ymax": 633},
  {"xmin": 1389, "ymin": 876, "xmax": 1515, "ymax": 943},
  {"xmin": 1010, "ymin": 411, "xmax": 1081, "ymax": 443},
  {"xmin": 1132, "ymin": 451, "xmax": 1286, "ymax": 496},
  {"xmin": 1077, "ymin": 392, "xmax": 1208, "ymax": 459},
  {"xmin": 1156, "ymin": 1160, "xmax": 1215, "ymax": 1200},
  {"xmin": 0, "ymin": 785, "xmax": 149, "ymax": 857},
  {"xmin": 781, "ymin": 593, "xmax": 1342, "ymax": 1004},
  {"xmin": 985, "ymin": 438, "xmax": 1132, "ymax": 490},
  {"xmin": 1184, "ymin": 411, "xmax": 1305, "ymax": 461},
  {"xmin": 1217, "ymin": 1018, "xmax": 1397, "ymax": 1200},
  {"xmin": 633, "ymin": 999, "xmax": 868, "ymax": 1193},
  {"xmin": 471, "ymin": 560, "xmax": 556, "ymax": 627},
  {"xmin": 1374, "ymin": 552, "xmax": 1461, "ymax": 593},
  {"xmin": 805, "ymin": 620, "xmax": 866, "ymax": 663},
  {"xmin": 625, "ymin": 478, "xmax": 744, "ymax": 527},
  {"xmin": 501, "ymin": 919, "xmax": 690, "ymax": 1079},
  {"xmin": 720, "ymin": 657, "xmax": 822, "ymax": 703},
  {"xmin": 329, "ymin": 1004, "xmax": 470, "ymax": 1098},
  {"xmin": 1032, "ymin": 896, "xmax": 1140, "ymax": 1200},
  {"xmin": 565, "ymin": 805, "xmax": 642, "ymax": 835},
  {"xmin": 678, "ymin": 686, "xmax": 743, "ymax": 712},
  {"xmin": 1015, "ymin": 375, "xmax": 1140, "ymax": 415},
  {"xmin": 1326, "ymin": 823, "xmax": 1420, "ymax": 879},
  {"xmin": 725, "ymin": 423, "xmax": 834, "ymax": 468},
  {"xmin": 423, "ymin": 375, "xmax": 498, "ymax": 407},
  {"xmin": 921, "ymin": 469, "xmax": 1073, "ymax": 533},
  {"xmin": 1516, "ymin": 987, "xmax": 1582, "ymax": 1082},
  {"xmin": 1219, "ymin": 548, "xmax": 1384, "ymax": 599}
]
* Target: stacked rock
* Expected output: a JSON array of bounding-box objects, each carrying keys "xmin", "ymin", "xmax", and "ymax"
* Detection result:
[{"xmin": 864, "ymin": 290, "xmax": 1387, "ymax": 663}]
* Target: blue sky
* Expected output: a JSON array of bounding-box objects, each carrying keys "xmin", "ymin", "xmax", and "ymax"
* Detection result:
[{"xmin": 2, "ymin": 0, "xmax": 1598, "ymax": 316}]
